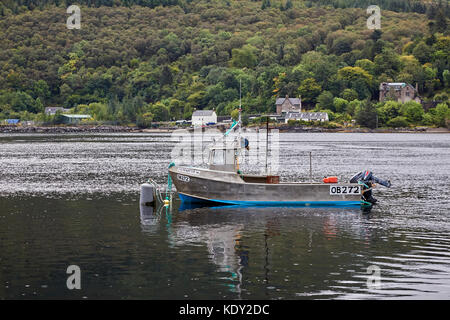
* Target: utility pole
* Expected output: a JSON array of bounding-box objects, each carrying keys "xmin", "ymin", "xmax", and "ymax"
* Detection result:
[{"xmin": 265, "ymin": 116, "xmax": 269, "ymax": 176}]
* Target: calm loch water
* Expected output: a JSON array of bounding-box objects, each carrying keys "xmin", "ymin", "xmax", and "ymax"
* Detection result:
[{"xmin": 0, "ymin": 132, "xmax": 449, "ymax": 299}]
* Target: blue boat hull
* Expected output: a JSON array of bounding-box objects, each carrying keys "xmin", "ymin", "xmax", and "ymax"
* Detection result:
[{"xmin": 178, "ymin": 193, "xmax": 362, "ymax": 207}]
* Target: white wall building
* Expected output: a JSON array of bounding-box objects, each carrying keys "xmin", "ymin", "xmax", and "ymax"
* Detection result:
[
  {"xmin": 285, "ymin": 111, "xmax": 329, "ymax": 123},
  {"xmin": 44, "ymin": 107, "xmax": 71, "ymax": 115},
  {"xmin": 191, "ymin": 110, "xmax": 217, "ymax": 126}
]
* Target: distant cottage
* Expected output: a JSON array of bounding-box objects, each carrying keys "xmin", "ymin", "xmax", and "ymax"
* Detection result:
[
  {"xmin": 44, "ymin": 107, "xmax": 71, "ymax": 115},
  {"xmin": 276, "ymin": 95, "xmax": 302, "ymax": 114},
  {"xmin": 379, "ymin": 82, "xmax": 421, "ymax": 104},
  {"xmin": 61, "ymin": 114, "xmax": 92, "ymax": 124},
  {"xmin": 278, "ymin": 95, "xmax": 328, "ymax": 123},
  {"xmin": 191, "ymin": 110, "xmax": 217, "ymax": 126},
  {"xmin": 285, "ymin": 112, "xmax": 329, "ymax": 123}
]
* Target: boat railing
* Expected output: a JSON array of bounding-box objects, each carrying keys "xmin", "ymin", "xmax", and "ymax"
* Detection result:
[{"xmin": 146, "ymin": 178, "xmax": 165, "ymax": 203}]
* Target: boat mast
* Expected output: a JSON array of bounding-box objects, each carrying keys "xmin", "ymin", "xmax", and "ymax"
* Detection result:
[
  {"xmin": 239, "ymin": 79, "xmax": 242, "ymax": 138},
  {"xmin": 266, "ymin": 116, "xmax": 269, "ymax": 175}
]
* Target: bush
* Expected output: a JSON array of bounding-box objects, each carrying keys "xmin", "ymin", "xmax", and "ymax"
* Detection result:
[
  {"xmin": 433, "ymin": 103, "xmax": 450, "ymax": 127},
  {"xmin": 322, "ymin": 121, "xmax": 340, "ymax": 129},
  {"xmin": 287, "ymin": 119, "xmax": 309, "ymax": 126},
  {"xmin": 422, "ymin": 113, "xmax": 434, "ymax": 126},
  {"xmin": 400, "ymin": 101, "xmax": 424, "ymax": 124},
  {"xmin": 387, "ymin": 116, "xmax": 409, "ymax": 128},
  {"xmin": 433, "ymin": 92, "xmax": 449, "ymax": 102},
  {"xmin": 333, "ymin": 97, "xmax": 348, "ymax": 113},
  {"xmin": 340, "ymin": 89, "xmax": 359, "ymax": 102}
]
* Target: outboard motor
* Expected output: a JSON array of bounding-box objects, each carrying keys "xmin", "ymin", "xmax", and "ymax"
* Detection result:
[{"xmin": 350, "ymin": 170, "xmax": 391, "ymax": 204}]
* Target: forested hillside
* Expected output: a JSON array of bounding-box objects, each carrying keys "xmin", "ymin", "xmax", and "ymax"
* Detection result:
[{"xmin": 0, "ymin": 0, "xmax": 449, "ymax": 127}]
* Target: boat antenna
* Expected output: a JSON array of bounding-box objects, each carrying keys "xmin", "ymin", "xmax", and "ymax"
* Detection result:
[{"xmin": 239, "ymin": 78, "xmax": 242, "ymax": 137}]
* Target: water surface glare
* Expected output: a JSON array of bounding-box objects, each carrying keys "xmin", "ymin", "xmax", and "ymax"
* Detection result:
[{"xmin": 0, "ymin": 132, "xmax": 449, "ymax": 299}]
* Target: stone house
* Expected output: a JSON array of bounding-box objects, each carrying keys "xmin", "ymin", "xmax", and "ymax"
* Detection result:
[
  {"xmin": 379, "ymin": 82, "xmax": 421, "ymax": 104},
  {"xmin": 276, "ymin": 95, "xmax": 302, "ymax": 114}
]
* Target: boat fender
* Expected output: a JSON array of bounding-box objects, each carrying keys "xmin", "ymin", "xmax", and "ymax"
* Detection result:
[
  {"xmin": 140, "ymin": 183, "xmax": 155, "ymax": 207},
  {"xmin": 323, "ymin": 176, "xmax": 338, "ymax": 183}
]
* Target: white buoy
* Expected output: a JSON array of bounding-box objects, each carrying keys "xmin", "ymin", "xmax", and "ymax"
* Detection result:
[{"xmin": 140, "ymin": 183, "xmax": 155, "ymax": 206}]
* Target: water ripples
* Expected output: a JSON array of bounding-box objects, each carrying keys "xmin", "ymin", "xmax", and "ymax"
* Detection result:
[{"xmin": 1, "ymin": 132, "xmax": 449, "ymax": 299}]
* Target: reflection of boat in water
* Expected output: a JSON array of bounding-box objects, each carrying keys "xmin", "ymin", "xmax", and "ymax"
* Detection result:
[
  {"xmin": 139, "ymin": 201, "xmax": 374, "ymax": 297},
  {"xmin": 140, "ymin": 201, "xmax": 245, "ymax": 295},
  {"xmin": 169, "ymin": 114, "xmax": 390, "ymax": 208}
]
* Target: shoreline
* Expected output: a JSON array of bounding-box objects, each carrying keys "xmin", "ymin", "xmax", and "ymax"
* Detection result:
[{"xmin": 0, "ymin": 125, "xmax": 448, "ymax": 134}]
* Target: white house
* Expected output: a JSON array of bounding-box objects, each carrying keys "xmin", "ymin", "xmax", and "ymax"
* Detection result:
[
  {"xmin": 285, "ymin": 111, "xmax": 329, "ymax": 123},
  {"xmin": 191, "ymin": 110, "xmax": 217, "ymax": 126}
]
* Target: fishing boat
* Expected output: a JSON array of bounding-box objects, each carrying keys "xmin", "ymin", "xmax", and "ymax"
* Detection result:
[{"xmin": 168, "ymin": 110, "xmax": 391, "ymax": 208}]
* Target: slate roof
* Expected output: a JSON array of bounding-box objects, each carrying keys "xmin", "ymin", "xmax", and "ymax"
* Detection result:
[
  {"xmin": 380, "ymin": 82, "xmax": 415, "ymax": 90},
  {"xmin": 192, "ymin": 110, "xmax": 216, "ymax": 117},
  {"xmin": 62, "ymin": 114, "xmax": 92, "ymax": 118},
  {"xmin": 276, "ymin": 97, "xmax": 301, "ymax": 106}
]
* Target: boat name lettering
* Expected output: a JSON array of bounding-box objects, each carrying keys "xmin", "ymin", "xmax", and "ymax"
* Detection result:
[
  {"xmin": 177, "ymin": 174, "xmax": 190, "ymax": 182},
  {"xmin": 178, "ymin": 168, "xmax": 200, "ymax": 175},
  {"xmin": 330, "ymin": 185, "xmax": 360, "ymax": 195}
]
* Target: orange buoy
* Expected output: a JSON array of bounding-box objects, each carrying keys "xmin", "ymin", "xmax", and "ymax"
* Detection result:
[{"xmin": 323, "ymin": 176, "xmax": 338, "ymax": 183}]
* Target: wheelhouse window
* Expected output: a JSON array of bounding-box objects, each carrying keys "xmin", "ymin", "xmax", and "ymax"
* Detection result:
[
  {"xmin": 210, "ymin": 148, "xmax": 236, "ymax": 166},
  {"xmin": 212, "ymin": 149, "xmax": 225, "ymax": 165}
]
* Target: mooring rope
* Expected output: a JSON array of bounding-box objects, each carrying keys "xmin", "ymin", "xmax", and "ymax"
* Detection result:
[{"xmin": 166, "ymin": 162, "xmax": 175, "ymax": 201}]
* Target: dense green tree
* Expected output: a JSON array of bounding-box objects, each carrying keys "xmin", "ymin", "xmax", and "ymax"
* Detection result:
[
  {"xmin": 400, "ymin": 101, "xmax": 425, "ymax": 124},
  {"xmin": 0, "ymin": 1, "xmax": 446, "ymax": 128},
  {"xmin": 377, "ymin": 101, "xmax": 401, "ymax": 126},
  {"xmin": 230, "ymin": 45, "xmax": 258, "ymax": 69},
  {"xmin": 261, "ymin": 0, "xmax": 271, "ymax": 10},
  {"xmin": 412, "ymin": 42, "xmax": 433, "ymax": 65},
  {"xmin": 297, "ymin": 78, "xmax": 321, "ymax": 104},
  {"xmin": 150, "ymin": 102, "xmax": 169, "ymax": 122},
  {"xmin": 355, "ymin": 59, "xmax": 376, "ymax": 75},
  {"xmin": 285, "ymin": 0, "xmax": 293, "ymax": 10},
  {"xmin": 316, "ymin": 91, "xmax": 334, "ymax": 111},
  {"xmin": 443, "ymin": 70, "xmax": 450, "ymax": 88},
  {"xmin": 346, "ymin": 99, "xmax": 362, "ymax": 116},
  {"xmin": 340, "ymin": 89, "xmax": 359, "ymax": 102},
  {"xmin": 355, "ymin": 100, "xmax": 378, "ymax": 129},
  {"xmin": 374, "ymin": 49, "xmax": 402, "ymax": 78},
  {"xmin": 434, "ymin": 102, "xmax": 450, "ymax": 127},
  {"xmin": 333, "ymin": 97, "xmax": 348, "ymax": 114}
]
